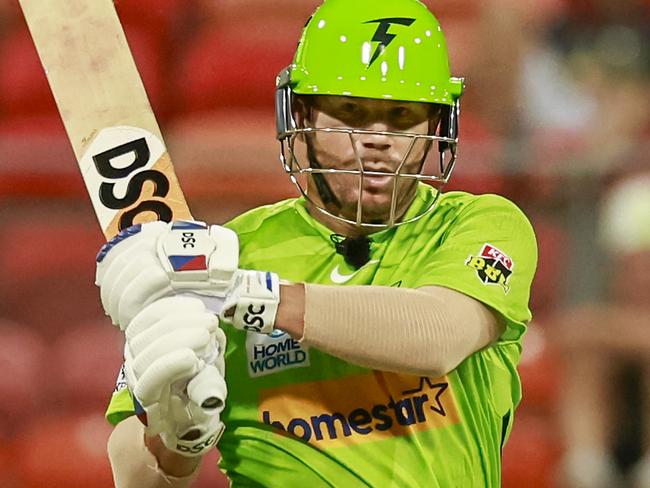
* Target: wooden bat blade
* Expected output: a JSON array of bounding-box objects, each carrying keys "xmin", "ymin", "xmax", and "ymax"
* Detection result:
[
  {"xmin": 18, "ymin": 0, "xmax": 223, "ymax": 414},
  {"xmin": 18, "ymin": 0, "xmax": 159, "ymax": 158},
  {"xmin": 18, "ymin": 0, "xmax": 192, "ymax": 239}
]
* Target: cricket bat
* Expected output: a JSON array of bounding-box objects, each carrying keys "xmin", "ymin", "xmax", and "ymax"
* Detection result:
[
  {"xmin": 19, "ymin": 0, "xmax": 222, "ymax": 412},
  {"xmin": 18, "ymin": 0, "xmax": 192, "ymax": 238}
]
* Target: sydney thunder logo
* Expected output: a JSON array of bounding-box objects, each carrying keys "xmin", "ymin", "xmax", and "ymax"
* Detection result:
[{"xmin": 364, "ymin": 17, "xmax": 416, "ymax": 67}]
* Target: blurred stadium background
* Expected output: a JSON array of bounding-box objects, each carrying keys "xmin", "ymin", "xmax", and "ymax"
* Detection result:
[{"xmin": 0, "ymin": 0, "xmax": 648, "ymax": 486}]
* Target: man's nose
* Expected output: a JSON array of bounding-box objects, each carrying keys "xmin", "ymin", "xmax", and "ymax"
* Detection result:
[{"xmin": 359, "ymin": 122, "xmax": 392, "ymax": 151}]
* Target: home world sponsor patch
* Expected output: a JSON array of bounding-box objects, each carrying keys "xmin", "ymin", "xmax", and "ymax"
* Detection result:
[
  {"xmin": 465, "ymin": 243, "xmax": 513, "ymax": 293},
  {"xmin": 259, "ymin": 372, "xmax": 460, "ymax": 447},
  {"xmin": 246, "ymin": 330, "xmax": 310, "ymax": 378}
]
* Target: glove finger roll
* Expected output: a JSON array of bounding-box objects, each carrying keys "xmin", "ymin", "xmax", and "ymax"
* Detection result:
[
  {"xmin": 118, "ymin": 266, "xmax": 173, "ymax": 327},
  {"xmin": 126, "ymin": 296, "xmax": 208, "ymax": 340},
  {"xmin": 96, "ymin": 225, "xmax": 158, "ymax": 284},
  {"xmin": 100, "ymin": 239, "xmax": 152, "ymax": 317},
  {"xmin": 135, "ymin": 348, "xmax": 200, "ymax": 407},
  {"xmin": 131, "ymin": 328, "xmax": 212, "ymax": 378},
  {"xmin": 129, "ymin": 312, "xmax": 219, "ymax": 356},
  {"xmin": 108, "ymin": 258, "xmax": 162, "ymax": 327}
]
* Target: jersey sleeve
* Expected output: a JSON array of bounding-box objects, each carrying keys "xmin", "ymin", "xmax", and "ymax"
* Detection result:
[{"xmin": 413, "ymin": 194, "xmax": 538, "ymax": 343}]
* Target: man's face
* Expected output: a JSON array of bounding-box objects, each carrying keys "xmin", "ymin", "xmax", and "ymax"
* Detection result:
[{"xmin": 300, "ymin": 95, "xmax": 440, "ymax": 225}]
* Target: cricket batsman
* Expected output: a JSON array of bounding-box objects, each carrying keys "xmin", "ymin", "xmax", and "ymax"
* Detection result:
[{"xmin": 99, "ymin": 0, "xmax": 538, "ymax": 486}]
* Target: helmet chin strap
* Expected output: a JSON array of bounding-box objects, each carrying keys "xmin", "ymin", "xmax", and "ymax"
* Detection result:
[
  {"xmin": 306, "ymin": 141, "xmax": 342, "ymax": 212},
  {"xmin": 302, "ymin": 103, "xmax": 343, "ymax": 215},
  {"xmin": 307, "ymin": 147, "xmax": 374, "ymax": 268}
]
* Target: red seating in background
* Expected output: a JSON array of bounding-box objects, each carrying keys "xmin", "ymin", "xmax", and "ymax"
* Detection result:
[
  {"xmin": 0, "ymin": 20, "xmax": 167, "ymax": 131},
  {"xmin": 9, "ymin": 414, "xmax": 230, "ymax": 488},
  {"xmin": 0, "ymin": 28, "xmax": 58, "ymax": 120},
  {"xmin": 0, "ymin": 0, "xmax": 23, "ymax": 24},
  {"xmin": 0, "ymin": 321, "xmax": 122, "ymax": 486},
  {"xmin": 0, "ymin": 441, "xmax": 18, "ymax": 488},
  {"xmin": 0, "ymin": 216, "xmax": 105, "ymax": 339},
  {"xmin": 114, "ymin": 0, "xmax": 184, "ymax": 31},
  {"xmin": 11, "ymin": 412, "xmax": 115, "ymax": 488},
  {"xmin": 50, "ymin": 322, "xmax": 123, "ymax": 413},
  {"xmin": 524, "ymin": 128, "xmax": 587, "ymax": 201},
  {"xmin": 421, "ymin": 0, "xmax": 481, "ymax": 20},
  {"xmin": 529, "ymin": 217, "xmax": 569, "ymax": 317},
  {"xmin": 121, "ymin": 23, "xmax": 168, "ymax": 118},
  {"xmin": 502, "ymin": 412, "xmax": 563, "ymax": 488},
  {"xmin": 443, "ymin": 113, "xmax": 506, "ymax": 195},
  {"xmin": 0, "ymin": 320, "xmax": 48, "ymax": 434},
  {"xmin": 504, "ymin": 323, "xmax": 564, "ymax": 486},
  {"xmin": 174, "ymin": 24, "xmax": 297, "ymax": 114},
  {"xmin": 518, "ymin": 324, "xmax": 562, "ymax": 414}
]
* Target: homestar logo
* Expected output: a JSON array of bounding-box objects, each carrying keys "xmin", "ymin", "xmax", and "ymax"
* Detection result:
[
  {"xmin": 364, "ymin": 17, "xmax": 416, "ymax": 67},
  {"xmin": 246, "ymin": 330, "xmax": 310, "ymax": 378},
  {"xmin": 260, "ymin": 374, "xmax": 460, "ymax": 447}
]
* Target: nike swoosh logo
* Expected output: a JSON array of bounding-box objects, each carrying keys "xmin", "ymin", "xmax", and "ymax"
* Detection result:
[{"xmin": 330, "ymin": 260, "xmax": 380, "ymax": 284}]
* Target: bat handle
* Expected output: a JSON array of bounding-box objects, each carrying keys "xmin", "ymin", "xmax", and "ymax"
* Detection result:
[{"xmin": 186, "ymin": 365, "xmax": 226, "ymax": 413}]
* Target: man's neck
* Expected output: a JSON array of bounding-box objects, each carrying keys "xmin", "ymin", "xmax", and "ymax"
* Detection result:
[{"xmin": 305, "ymin": 200, "xmax": 376, "ymax": 238}]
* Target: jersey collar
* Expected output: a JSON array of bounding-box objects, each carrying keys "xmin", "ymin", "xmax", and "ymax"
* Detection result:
[{"xmin": 292, "ymin": 184, "xmax": 439, "ymax": 245}]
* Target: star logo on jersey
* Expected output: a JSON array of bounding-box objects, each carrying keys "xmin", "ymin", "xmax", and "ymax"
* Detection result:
[
  {"xmin": 465, "ymin": 243, "xmax": 513, "ymax": 293},
  {"xmin": 364, "ymin": 17, "xmax": 416, "ymax": 67},
  {"xmin": 401, "ymin": 377, "xmax": 449, "ymax": 417}
]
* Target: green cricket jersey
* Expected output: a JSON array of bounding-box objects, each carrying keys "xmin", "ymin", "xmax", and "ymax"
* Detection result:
[{"xmin": 106, "ymin": 184, "xmax": 537, "ymax": 487}]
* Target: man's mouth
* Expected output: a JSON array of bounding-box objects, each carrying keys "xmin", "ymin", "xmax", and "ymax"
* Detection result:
[
  {"xmin": 358, "ymin": 162, "xmax": 397, "ymax": 190},
  {"xmin": 360, "ymin": 161, "xmax": 396, "ymax": 174},
  {"xmin": 361, "ymin": 175, "xmax": 395, "ymax": 191}
]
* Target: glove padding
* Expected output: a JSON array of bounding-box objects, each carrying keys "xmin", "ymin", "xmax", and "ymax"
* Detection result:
[
  {"xmin": 124, "ymin": 296, "xmax": 227, "ymax": 457},
  {"xmin": 220, "ymin": 270, "xmax": 281, "ymax": 334},
  {"xmin": 96, "ymin": 220, "xmax": 238, "ymax": 330}
]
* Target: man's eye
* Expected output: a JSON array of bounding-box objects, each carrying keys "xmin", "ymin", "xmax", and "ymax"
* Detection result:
[
  {"xmin": 334, "ymin": 103, "xmax": 368, "ymax": 125},
  {"xmin": 390, "ymin": 107, "xmax": 412, "ymax": 119}
]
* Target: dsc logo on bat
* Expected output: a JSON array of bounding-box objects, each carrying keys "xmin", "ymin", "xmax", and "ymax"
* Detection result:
[
  {"xmin": 80, "ymin": 126, "xmax": 184, "ymax": 235},
  {"xmin": 93, "ymin": 136, "xmax": 172, "ymax": 227}
]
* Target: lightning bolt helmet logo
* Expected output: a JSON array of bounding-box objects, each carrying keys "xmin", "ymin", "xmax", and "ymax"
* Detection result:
[{"xmin": 364, "ymin": 17, "xmax": 416, "ymax": 67}]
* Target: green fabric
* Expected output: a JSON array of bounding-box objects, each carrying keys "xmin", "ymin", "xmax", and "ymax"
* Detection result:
[
  {"xmin": 106, "ymin": 385, "xmax": 136, "ymax": 426},
  {"xmin": 105, "ymin": 184, "xmax": 537, "ymax": 487},
  {"xmin": 291, "ymin": 0, "xmax": 463, "ymax": 104}
]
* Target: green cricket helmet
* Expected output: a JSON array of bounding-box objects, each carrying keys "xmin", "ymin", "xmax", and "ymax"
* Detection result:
[{"xmin": 276, "ymin": 0, "xmax": 464, "ymax": 229}]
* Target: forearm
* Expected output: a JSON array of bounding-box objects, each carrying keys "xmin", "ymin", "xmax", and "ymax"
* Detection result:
[
  {"xmin": 108, "ymin": 416, "xmax": 201, "ymax": 488},
  {"xmin": 276, "ymin": 283, "xmax": 502, "ymax": 376}
]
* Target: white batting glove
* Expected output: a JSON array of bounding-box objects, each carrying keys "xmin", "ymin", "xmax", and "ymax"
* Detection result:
[
  {"xmin": 220, "ymin": 270, "xmax": 281, "ymax": 334},
  {"xmin": 125, "ymin": 296, "xmax": 227, "ymax": 457},
  {"xmin": 95, "ymin": 220, "xmax": 238, "ymax": 330}
]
